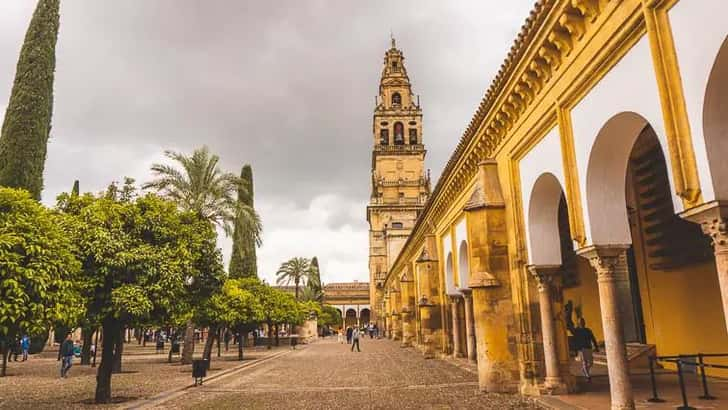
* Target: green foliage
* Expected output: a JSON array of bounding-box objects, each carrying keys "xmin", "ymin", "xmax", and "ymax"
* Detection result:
[
  {"xmin": 0, "ymin": 0, "xmax": 60, "ymax": 200},
  {"xmin": 305, "ymin": 256, "xmax": 323, "ymax": 302},
  {"xmin": 206, "ymin": 278, "xmax": 263, "ymax": 328},
  {"xmin": 0, "ymin": 187, "xmax": 82, "ymax": 342},
  {"xmin": 143, "ymin": 147, "xmax": 262, "ymax": 240},
  {"xmin": 318, "ymin": 304, "xmax": 342, "ymax": 328},
  {"xmin": 229, "ymin": 164, "xmax": 258, "ymax": 278},
  {"xmin": 276, "ymin": 257, "xmax": 314, "ymax": 300}
]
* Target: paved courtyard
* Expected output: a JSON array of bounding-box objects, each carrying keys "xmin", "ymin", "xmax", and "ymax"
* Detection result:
[{"xmin": 156, "ymin": 337, "xmax": 541, "ymax": 409}]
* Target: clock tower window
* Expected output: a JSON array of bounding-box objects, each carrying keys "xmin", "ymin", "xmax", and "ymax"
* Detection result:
[
  {"xmin": 380, "ymin": 128, "xmax": 390, "ymax": 145},
  {"xmin": 394, "ymin": 122, "xmax": 404, "ymax": 145},
  {"xmin": 392, "ymin": 92, "xmax": 401, "ymax": 106}
]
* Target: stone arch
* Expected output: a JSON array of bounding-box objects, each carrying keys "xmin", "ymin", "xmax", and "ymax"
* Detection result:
[
  {"xmin": 527, "ymin": 173, "xmax": 566, "ymax": 265},
  {"xmin": 457, "ymin": 240, "xmax": 470, "ymax": 290},
  {"xmin": 445, "ymin": 252, "xmax": 457, "ymax": 295},
  {"xmin": 585, "ymin": 112, "xmax": 669, "ymax": 245},
  {"xmin": 703, "ymin": 35, "xmax": 728, "ymax": 200},
  {"xmin": 360, "ymin": 308, "xmax": 371, "ymax": 325}
]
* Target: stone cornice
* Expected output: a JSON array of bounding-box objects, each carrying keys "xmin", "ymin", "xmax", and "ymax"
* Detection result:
[{"xmin": 386, "ymin": 0, "xmax": 615, "ymax": 288}]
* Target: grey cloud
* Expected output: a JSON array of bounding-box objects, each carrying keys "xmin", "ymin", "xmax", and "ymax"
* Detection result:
[{"xmin": 1, "ymin": 0, "xmax": 534, "ymax": 278}]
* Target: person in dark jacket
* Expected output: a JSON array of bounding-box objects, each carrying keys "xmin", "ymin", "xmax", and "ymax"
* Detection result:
[
  {"xmin": 573, "ymin": 318, "xmax": 599, "ymax": 381},
  {"xmin": 59, "ymin": 333, "xmax": 75, "ymax": 378},
  {"xmin": 345, "ymin": 326, "xmax": 353, "ymax": 344}
]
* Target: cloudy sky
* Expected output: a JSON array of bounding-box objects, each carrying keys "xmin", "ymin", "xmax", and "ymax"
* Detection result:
[{"xmin": 0, "ymin": 0, "xmax": 533, "ymax": 285}]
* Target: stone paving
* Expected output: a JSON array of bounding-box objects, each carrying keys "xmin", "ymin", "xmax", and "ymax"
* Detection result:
[{"xmin": 157, "ymin": 337, "xmax": 541, "ymax": 409}]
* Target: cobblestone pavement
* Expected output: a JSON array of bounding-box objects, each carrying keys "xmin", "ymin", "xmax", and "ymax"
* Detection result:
[{"xmin": 158, "ymin": 337, "xmax": 541, "ymax": 410}]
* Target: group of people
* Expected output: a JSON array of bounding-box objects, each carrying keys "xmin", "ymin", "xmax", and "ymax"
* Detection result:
[
  {"xmin": 336, "ymin": 323, "xmax": 379, "ymax": 352},
  {"xmin": 7, "ymin": 334, "xmax": 31, "ymax": 362}
]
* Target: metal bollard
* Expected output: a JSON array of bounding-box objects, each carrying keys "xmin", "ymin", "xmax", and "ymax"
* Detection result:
[
  {"xmin": 676, "ymin": 359, "xmax": 696, "ymax": 410},
  {"xmin": 647, "ymin": 356, "xmax": 665, "ymax": 403},
  {"xmin": 697, "ymin": 353, "xmax": 717, "ymax": 400}
]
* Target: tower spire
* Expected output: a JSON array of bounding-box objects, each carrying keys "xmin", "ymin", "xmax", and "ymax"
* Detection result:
[{"xmin": 390, "ymin": 31, "xmax": 396, "ymax": 49}]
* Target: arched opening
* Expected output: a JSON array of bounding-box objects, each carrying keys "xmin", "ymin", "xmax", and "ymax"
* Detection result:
[
  {"xmin": 445, "ymin": 252, "xmax": 456, "ymax": 295},
  {"xmin": 409, "ymin": 128, "xmax": 418, "ymax": 145},
  {"xmin": 584, "ymin": 112, "xmax": 725, "ymax": 373},
  {"xmin": 345, "ymin": 308, "xmax": 357, "ymax": 328},
  {"xmin": 527, "ymin": 172, "xmax": 596, "ymax": 377},
  {"xmin": 335, "ymin": 308, "xmax": 343, "ymax": 329},
  {"xmin": 703, "ymin": 36, "xmax": 728, "ymax": 200},
  {"xmin": 457, "ymin": 241, "xmax": 470, "ymax": 290},
  {"xmin": 394, "ymin": 122, "xmax": 404, "ymax": 145},
  {"xmin": 528, "ymin": 173, "xmax": 566, "ymax": 265},
  {"xmin": 392, "ymin": 92, "xmax": 401, "ymax": 106},
  {"xmin": 360, "ymin": 308, "xmax": 371, "ymax": 326},
  {"xmin": 380, "ymin": 128, "xmax": 389, "ymax": 145}
]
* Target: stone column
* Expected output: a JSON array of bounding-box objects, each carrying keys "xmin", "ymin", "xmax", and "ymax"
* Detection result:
[
  {"xmin": 450, "ymin": 296, "xmax": 463, "ymax": 357},
  {"xmin": 528, "ymin": 265, "xmax": 567, "ymax": 394},
  {"xmin": 462, "ymin": 290, "xmax": 477, "ymax": 363},
  {"xmin": 400, "ymin": 277, "xmax": 415, "ymax": 347},
  {"xmin": 419, "ymin": 299, "xmax": 437, "ymax": 359},
  {"xmin": 577, "ymin": 245, "xmax": 635, "ymax": 410},
  {"xmin": 415, "ymin": 235, "xmax": 442, "ymax": 359},
  {"xmin": 682, "ymin": 202, "xmax": 728, "ymax": 333}
]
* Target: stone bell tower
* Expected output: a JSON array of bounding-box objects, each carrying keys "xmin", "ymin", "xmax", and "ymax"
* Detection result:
[{"xmin": 367, "ymin": 38, "xmax": 430, "ymax": 325}]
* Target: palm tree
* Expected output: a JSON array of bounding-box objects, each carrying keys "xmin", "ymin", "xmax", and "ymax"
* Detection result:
[
  {"xmin": 143, "ymin": 146, "xmax": 261, "ymax": 238},
  {"xmin": 143, "ymin": 146, "xmax": 262, "ymax": 364},
  {"xmin": 276, "ymin": 257, "xmax": 313, "ymax": 300}
]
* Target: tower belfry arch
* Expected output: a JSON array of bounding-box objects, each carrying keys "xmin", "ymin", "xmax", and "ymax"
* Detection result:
[{"xmin": 367, "ymin": 40, "xmax": 430, "ymax": 326}]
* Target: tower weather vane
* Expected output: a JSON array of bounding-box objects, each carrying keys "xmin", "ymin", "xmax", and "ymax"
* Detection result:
[{"xmin": 390, "ymin": 31, "xmax": 395, "ymax": 48}]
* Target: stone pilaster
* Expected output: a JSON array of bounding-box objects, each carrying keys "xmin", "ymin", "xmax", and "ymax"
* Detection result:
[
  {"xmin": 462, "ymin": 290, "xmax": 477, "ymax": 363},
  {"xmin": 682, "ymin": 201, "xmax": 728, "ymax": 333},
  {"xmin": 390, "ymin": 288, "xmax": 402, "ymax": 341},
  {"xmin": 577, "ymin": 245, "xmax": 635, "ymax": 410},
  {"xmin": 449, "ymin": 296, "xmax": 464, "ymax": 358},
  {"xmin": 415, "ymin": 235, "xmax": 442, "ymax": 358},
  {"xmin": 527, "ymin": 265, "xmax": 568, "ymax": 395}
]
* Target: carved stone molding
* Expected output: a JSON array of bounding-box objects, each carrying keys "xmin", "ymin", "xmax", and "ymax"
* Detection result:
[
  {"xmin": 576, "ymin": 244, "xmax": 630, "ymax": 282},
  {"xmin": 526, "ymin": 264, "xmax": 561, "ymax": 292}
]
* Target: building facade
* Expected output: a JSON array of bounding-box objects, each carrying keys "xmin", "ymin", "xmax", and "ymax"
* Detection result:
[
  {"xmin": 367, "ymin": 39, "xmax": 430, "ymax": 326},
  {"xmin": 376, "ymin": 1, "xmax": 728, "ymax": 409},
  {"xmin": 323, "ymin": 282, "xmax": 371, "ymax": 329}
]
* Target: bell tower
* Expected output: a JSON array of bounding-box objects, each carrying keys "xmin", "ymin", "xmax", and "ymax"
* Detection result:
[{"xmin": 367, "ymin": 38, "xmax": 430, "ymax": 325}]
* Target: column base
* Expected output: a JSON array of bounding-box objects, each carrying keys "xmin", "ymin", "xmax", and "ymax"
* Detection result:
[{"xmin": 541, "ymin": 377, "xmax": 568, "ymax": 395}]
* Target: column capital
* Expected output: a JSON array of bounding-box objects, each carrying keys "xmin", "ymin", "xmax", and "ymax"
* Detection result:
[
  {"xmin": 526, "ymin": 264, "xmax": 561, "ymax": 291},
  {"xmin": 681, "ymin": 200, "xmax": 728, "ymax": 248},
  {"xmin": 576, "ymin": 245, "xmax": 629, "ymax": 281}
]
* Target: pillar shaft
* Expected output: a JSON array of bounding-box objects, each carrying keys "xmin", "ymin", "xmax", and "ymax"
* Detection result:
[
  {"xmin": 450, "ymin": 297, "xmax": 463, "ymax": 357},
  {"xmin": 578, "ymin": 246, "xmax": 635, "ymax": 410},
  {"xmin": 401, "ymin": 279, "xmax": 415, "ymax": 347},
  {"xmin": 462, "ymin": 291, "xmax": 477, "ymax": 363},
  {"xmin": 528, "ymin": 265, "xmax": 566, "ymax": 394}
]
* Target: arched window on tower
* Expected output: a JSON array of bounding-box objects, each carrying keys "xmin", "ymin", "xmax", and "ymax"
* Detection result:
[
  {"xmin": 409, "ymin": 128, "xmax": 417, "ymax": 145},
  {"xmin": 392, "ymin": 92, "xmax": 401, "ymax": 106},
  {"xmin": 394, "ymin": 122, "xmax": 404, "ymax": 145},
  {"xmin": 380, "ymin": 128, "xmax": 389, "ymax": 145}
]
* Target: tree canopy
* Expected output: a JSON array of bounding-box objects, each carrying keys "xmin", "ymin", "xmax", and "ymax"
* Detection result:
[{"xmin": 0, "ymin": 187, "xmax": 82, "ymax": 376}]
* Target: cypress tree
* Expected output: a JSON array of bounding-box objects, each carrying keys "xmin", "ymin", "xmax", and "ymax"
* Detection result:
[
  {"xmin": 229, "ymin": 164, "xmax": 258, "ymax": 278},
  {"xmin": 71, "ymin": 179, "xmax": 79, "ymax": 197},
  {"xmin": 0, "ymin": 0, "xmax": 60, "ymax": 200},
  {"xmin": 307, "ymin": 256, "xmax": 323, "ymax": 300}
]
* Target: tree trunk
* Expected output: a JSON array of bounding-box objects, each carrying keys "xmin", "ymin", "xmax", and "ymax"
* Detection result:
[
  {"xmin": 267, "ymin": 321, "xmax": 273, "ymax": 350},
  {"xmin": 202, "ymin": 325, "xmax": 217, "ymax": 369},
  {"xmin": 217, "ymin": 328, "xmax": 222, "ymax": 358},
  {"xmin": 237, "ymin": 326, "xmax": 245, "ymax": 360},
  {"xmin": 81, "ymin": 327, "xmax": 93, "ymax": 365},
  {"xmin": 92, "ymin": 328, "xmax": 99, "ymax": 368},
  {"xmin": 112, "ymin": 327, "xmax": 124, "ymax": 374},
  {"xmin": 95, "ymin": 318, "xmax": 119, "ymax": 403},
  {"xmin": 274, "ymin": 324, "xmax": 279, "ymax": 346},
  {"xmin": 181, "ymin": 320, "xmax": 194, "ymax": 365},
  {"xmin": 0, "ymin": 341, "xmax": 8, "ymax": 377}
]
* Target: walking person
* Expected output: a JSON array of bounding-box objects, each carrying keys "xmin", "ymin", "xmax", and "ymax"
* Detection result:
[
  {"xmin": 59, "ymin": 333, "xmax": 74, "ymax": 378},
  {"xmin": 337, "ymin": 329, "xmax": 344, "ymax": 344},
  {"xmin": 346, "ymin": 326, "xmax": 353, "ymax": 344},
  {"xmin": 573, "ymin": 318, "xmax": 599, "ymax": 382},
  {"xmin": 350, "ymin": 328, "xmax": 361, "ymax": 352},
  {"xmin": 20, "ymin": 334, "xmax": 30, "ymax": 361}
]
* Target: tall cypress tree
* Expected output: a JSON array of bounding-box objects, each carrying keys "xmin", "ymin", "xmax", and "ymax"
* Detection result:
[
  {"xmin": 307, "ymin": 256, "xmax": 323, "ymax": 301},
  {"xmin": 71, "ymin": 179, "xmax": 79, "ymax": 197},
  {"xmin": 229, "ymin": 164, "xmax": 258, "ymax": 278},
  {"xmin": 0, "ymin": 0, "xmax": 60, "ymax": 200}
]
